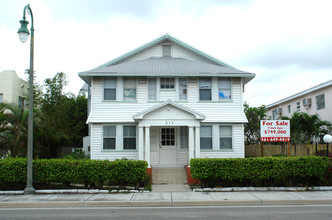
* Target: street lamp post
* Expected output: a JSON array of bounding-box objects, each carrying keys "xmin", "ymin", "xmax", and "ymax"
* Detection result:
[{"xmin": 18, "ymin": 4, "xmax": 35, "ymax": 194}]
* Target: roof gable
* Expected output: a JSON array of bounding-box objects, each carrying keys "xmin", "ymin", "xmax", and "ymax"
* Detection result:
[{"xmin": 94, "ymin": 34, "xmax": 236, "ymax": 70}]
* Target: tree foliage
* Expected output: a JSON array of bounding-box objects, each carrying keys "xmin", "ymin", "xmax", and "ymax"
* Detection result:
[{"xmin": 244, "ymin": 103, "xmax": 267, "ymax": 145}]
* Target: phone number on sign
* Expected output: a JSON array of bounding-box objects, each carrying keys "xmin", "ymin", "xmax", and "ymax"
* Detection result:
[
  {"xmin": 261, "ymin": 137, "xmax": 290, "ymax": 142},
  {"xmin": 264, "ymin": 130, "xmax": 287, "ymax": 134}
]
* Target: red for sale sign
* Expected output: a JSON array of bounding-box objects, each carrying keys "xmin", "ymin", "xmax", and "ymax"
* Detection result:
[{"xmin": 260, "ymin": 120, "xmax": 290, "ymax": 142}]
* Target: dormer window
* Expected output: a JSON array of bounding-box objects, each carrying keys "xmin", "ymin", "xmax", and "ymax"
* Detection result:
[{"xmin": 162, "ymin": 45, "xmax": 171, "ymax": 57}]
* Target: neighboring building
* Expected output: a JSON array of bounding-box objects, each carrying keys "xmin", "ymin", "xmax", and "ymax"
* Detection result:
[
  {"xmin": 266, "ymin": 80, "xmax": 332, "ymax": 122},
  {"xmin": 0, "ymin": 70, "xmax": 28, "ymax": 108},
  {"xmin": 78, "ymin": 34, "xmax": 255, "ymax": 167}
]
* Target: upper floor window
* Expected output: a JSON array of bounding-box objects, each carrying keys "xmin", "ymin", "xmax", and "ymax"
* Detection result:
[
  {"xmin": 288, "ymin": 105, "xmax": 291, "ymax": 114},
  {"xmin": 220, "ymin": 126, "xmax": 232, "ymax": 149},
  {"xmin": 296, "ymin": 102, "xmax": 300, "ymax": 111},
  {"xmin": 123, "ymin": 78, "xmax": 136, "ymax": 101},
  {"xmin": 161, "ymin": 78, "xmax": 174, "ymax": 89},
  {"xmin": 199, "ymin": 78, "xmax": 211, "ymax": 100},
  {"xmin": 162, "ymin": 45, "xmax": 171, "ymax": 57},
  {"xmin": 103, "ymin": 126, "xmax": 116, "ymax": 150},
  {"xmin": 148, "ymin": 78, "xmax": 157, "ymax": 100},
  {"xmin": 179, "ymin": 78, "xmax": 187, "ymax": 100},
  {"xmin": 104, "ymin": 77, "xmax": 116, "ymax": 100},
  {"xmin": 218, "ymin": 78, "xmax": 231, "ymax": 100},
  {"xmin": 316, "ymin": 94, "xmax": 325, "ymax": 110},
  {"xmin": 123, "ymin": 126, "xmax": 136, "ymax": 150},
  {"xmin": 200, "ymin": 126, "xmax": 212, "ymax": 149}
]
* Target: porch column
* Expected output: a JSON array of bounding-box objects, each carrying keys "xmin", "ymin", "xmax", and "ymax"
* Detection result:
[
  {"xmin": 138, "ymin": 126, "xmax": 144, "ymax": 160},
  {"xmin": 188, "ymin": 126, "xmax": 194, "ymax": 165},
  {"xmin": 145, "ymin": 126, "xmax": 151, "ymax": 168},
  {"xmin": 195, "ymin": 126, "xmax": 200, "ymax": 158}
]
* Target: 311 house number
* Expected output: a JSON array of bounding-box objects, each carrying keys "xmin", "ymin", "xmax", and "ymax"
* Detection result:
[{"xmin": 165, "ymin": 121, "xmax": 174, "ymax": 125}]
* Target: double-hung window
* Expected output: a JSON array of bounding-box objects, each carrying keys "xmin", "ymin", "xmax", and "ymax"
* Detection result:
[
  {"xmin": 103, "ymin": 126, "xmax": 116, "ymax": 150},
  {"xmin": 200, "ymin": 126, "xmax": 212, "ymax": 149},
  {"xmin": 179, "ymin": 78, "xmax": 187, "ymax": 100},
  {"xmin": 161, "ymin": 78, "xmax": 174, "ymax": 89},
  {"xmin": 218, "ymin": 78, "xmax": 231, "ymax": 100},
  {"xmin": 316, "ymin": 94, "xmax": 325, "ymax": 110},
  {"xmin": 148, "ymin": 78, "xmax": 157, "ymax": 100},
  {"xmin": 220, "ymin": 126, "xmax": 232, "ymax": 149},
  {"xmin": 104, "ymin": 77, "xmax": 116, "ymax": 100},
  {"xmin": 180, "ymin": 127, "xmax": 188, "ymax": 149},
  {"xmin": 123, "ymin": 78, "xmax": 136, "ymax": 101},
  {"xmin": 123, "ymin": 126, "xmax": 136, "ymax": 150},
  {"xmin": 199, "ymin": 78, "xmax": 211, "ymax": 100}
]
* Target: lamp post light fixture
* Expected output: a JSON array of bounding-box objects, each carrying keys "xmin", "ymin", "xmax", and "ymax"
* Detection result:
[
  {"xmin": 18, "ymin": 4, "xmax": 35, "ymax": 195},
  {"xmin": 323, "ymin": 134, "xmax": 332, "ymax": 157}
]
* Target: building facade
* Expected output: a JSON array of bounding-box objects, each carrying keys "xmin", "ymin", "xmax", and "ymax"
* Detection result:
[
  {"xmin": 78, "ymin": 34, "xmax": 255, "ymax": 167},
  {"xmin": 266, "ymin": 80, "xmax": 332, "ymax": 122},
  {"xmin": 0, "ymin": 70, "xmax": 28, "ymax": 107}
]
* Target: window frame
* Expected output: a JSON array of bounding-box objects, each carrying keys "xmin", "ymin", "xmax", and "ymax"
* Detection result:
[
  {"xmin": 296, "ymin": 102, "xmax": 300, "ymax": 111},
  {"xmin": 180, "ymin": 126, "xmax": 188, "ymax": 149},
  {"xmin": 104, "ymin": 77, "xmax": 116, "ymax": 100},
  {"xmin": 178, "ymin": 78, "xmax": 187, "ymax": 101},
  {"xmin": 199, "ymin": 77, "xmax": 212, "ymax": 101},
  {"xmin": 103, "ymin": 125, "xmax": 116, "ymax": 150},
  {"xmin": 316, "ymin": 94, "xmax": 325, "ymax": 110},
  {"xmin": 218, "ymin": 78, "xmax": 232, "ymax": 101},
  {"xmin": 219, "ymin": 126, "xmax": 233, "ymax": 150},
  {"xmin": 123, "ymin": 126, "xmax": 137, "ymax": 150},
  {"xmin": 160, "ymin": 78, "xmax": 175, "ymax": 89},
  {"xmin": 162, "ymin": 45, "xmax": 171, "ymax": 57},
  {"xmin": 200, "ymin": 125, "xmax": 212, "ymax": 149},
  {"xmin": 123, "ymin": 77, "xmax": 137, "ymax": 101},
  {"xmin": 288, "ymin": 105, "xmax": 291, "ymax": 114},
  {"xmin": 148, "ymin": 78, "xmax": 157, "ymax": 100}
]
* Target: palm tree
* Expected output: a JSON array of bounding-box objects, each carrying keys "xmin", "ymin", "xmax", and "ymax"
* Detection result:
[{"xmin": 0, "ymin": 103, "xmax": 29, "ymax": 156}]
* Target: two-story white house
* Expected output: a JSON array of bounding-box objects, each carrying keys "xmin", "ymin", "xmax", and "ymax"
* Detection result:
[{"xmin": 78, "ymin": 34, "xmax": 255, "ymax": 168}]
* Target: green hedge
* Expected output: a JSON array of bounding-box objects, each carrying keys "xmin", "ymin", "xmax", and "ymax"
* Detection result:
[
  {"xmin": 190, "ymin": 156, "xmax": 328, "ymax": 187},
  {"xmin": 0, "ymin": 158, "xmax": 148, "ymax": 189}
]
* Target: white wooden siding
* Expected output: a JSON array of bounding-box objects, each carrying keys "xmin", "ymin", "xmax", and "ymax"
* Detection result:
[{"xmin": 159, "ymin": 90, "xmax": 177, "ymax": 101}]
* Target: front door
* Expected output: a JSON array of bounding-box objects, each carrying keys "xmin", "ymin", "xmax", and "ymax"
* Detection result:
[{"xmin": 159, "ymin": 127, "xmax": 177, "ymax": 165}]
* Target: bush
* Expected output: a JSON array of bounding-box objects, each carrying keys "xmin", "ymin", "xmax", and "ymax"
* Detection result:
[
  {"xmin": 0, "ymin": 158, "xmax": 148, "ymax": 190},
  {"xmin": 190, "ymin": 156, "xmax": 328, "ymax": 187}
]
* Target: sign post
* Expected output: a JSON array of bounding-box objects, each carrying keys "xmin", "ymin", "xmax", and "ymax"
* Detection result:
[{"xmin": 260, "ymin": 120, "xmax": 291, "ymax": 156}]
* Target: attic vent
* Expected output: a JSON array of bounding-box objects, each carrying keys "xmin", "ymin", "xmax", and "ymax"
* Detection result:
[
  {"xmin": 162, "ymin": 45, "xmax": 171, "ymax": 57},
  {"xmin": 138, "ymin": 77, "xmax": 147, "ymax": 84}
]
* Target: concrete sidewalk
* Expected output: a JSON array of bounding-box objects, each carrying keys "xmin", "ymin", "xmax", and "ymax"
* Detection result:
[{"xmin": 1, "ymin": 191, "xmax": 332, "ymax": 208}]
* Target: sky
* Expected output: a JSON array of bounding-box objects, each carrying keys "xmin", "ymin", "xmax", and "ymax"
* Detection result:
[{"xmin": 1, "ymin": 0, "xmax": 332, "ymax": 107}]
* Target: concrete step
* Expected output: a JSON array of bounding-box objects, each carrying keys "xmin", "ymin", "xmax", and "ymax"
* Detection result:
[{"xmin": 151, "ymin": 167, "xmax": 191, "ymax": 192}]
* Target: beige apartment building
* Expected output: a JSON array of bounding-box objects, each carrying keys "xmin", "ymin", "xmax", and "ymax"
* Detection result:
[
  {"xmin": 266, "ymin": 80, "xmax": 332, "ymax": 122},
  {"xmin": 0, "ymin": 70, "xmax": 28, "ymax": 107}
]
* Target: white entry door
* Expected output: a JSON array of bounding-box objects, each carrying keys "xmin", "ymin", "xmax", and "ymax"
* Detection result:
[{"xmin": 159, "ymin": 128, "xmax": 177, "ymax": 165}]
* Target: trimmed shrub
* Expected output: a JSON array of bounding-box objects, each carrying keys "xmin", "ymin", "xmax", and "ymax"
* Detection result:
[
  {"xmin": 190, "ymin": 156, "xmax": 328, "ymax": 187},
  {"xmin": 0, "ymin": 158, "xmax": 148, "ymax": 190}
]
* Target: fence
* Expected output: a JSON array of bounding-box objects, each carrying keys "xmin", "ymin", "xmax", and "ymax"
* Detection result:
[{"xmin": 245, "ymin": 144, "xmax": 330, "ymax": 157}]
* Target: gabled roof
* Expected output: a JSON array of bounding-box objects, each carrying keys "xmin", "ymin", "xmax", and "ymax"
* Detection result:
[
  {"xmin": 78, "ymin": 34, "xmax": 255, "ymax": 85},
  {"xmin": 133, "ymin": 99, "xmax": 206, "ymax": 120},
  {"xmin": 266, "ymin": 79, "xmax": 332, "ymax": 109}
]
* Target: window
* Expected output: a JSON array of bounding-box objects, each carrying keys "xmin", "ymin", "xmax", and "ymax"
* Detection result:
[
  {"xmin": 18, "ymin": 96, "xmax": 25, "ymax": 109},
  {"xmin": 272, "ymin": 109, "xmax": 277, "ymax": 120},
  {"xmin": 199, "ymin": 78, "xmax": 212, "ymax": 100},
  {"xmin": 180, "ymin": 127, "xmax": 188, "ymax": 149},
  {"xmin": 104, "ymin": 77, "xmax": 116, "ymax": 100},
  {"xmin": 162, "ymin": 45, "xmax": 171, "ymax": 57},
  {"xmin": 220, "ymin": 126, "xmax": 232, "ymax": 149},
  {"xmin": 161, "ymin": 128, "xmax": 175, "ymax": 146},
  {"xmin": 103, "ymin": 126, "xmax": 116, "ymax": 150},
  {"xmin": 316, "ymin": 94, "xmax": 325, "ymax": 110},
  {"xmin": 148, "ymin": 78, "xmax": 157, "ymax": 100},
  {"xmin": 160, "ymin": 78, "xmax": 174, "ymax": 89},
  {"xmin": 218, "ymin": 78, "xmax": 231, "ymax": 100},
  {"xmin": 0, "ymin": 93, "xmax": 3, "ymax": 103},
  {"xmin": 179, "ymin": 78, "xmax": 187, "ymax": 100},
  {"xmin": 200, "ymin": 126, "xmax": 212, "ymax": 149},
  {"xmin": 296, "ymin": 102, "xmax": 300, "ymax": 111},
  {"xmin": 288, "ymin": 105, "xmax": 291, "ymax": 114},
  {"xmin": 123, "ymin": 78, "xmax": 136, "ymax": 101},
  {"xmin": 123, "ymin": 126, "xmax": 136, "ymax": 150}
]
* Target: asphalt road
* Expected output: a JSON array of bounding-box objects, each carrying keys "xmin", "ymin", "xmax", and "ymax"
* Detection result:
[{"xmin": 1, "ymin": 205, "xmax": 332, "ymax": 220}]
